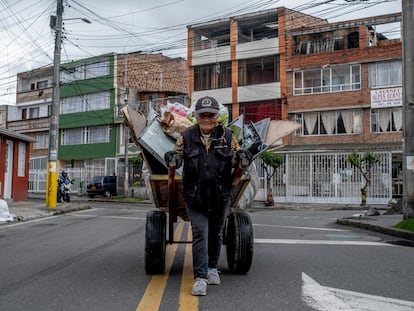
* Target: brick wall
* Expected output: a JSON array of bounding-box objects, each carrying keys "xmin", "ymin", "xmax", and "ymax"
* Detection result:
[
  {"xmin": 117, "ymin": 53, "xmax": 188, "ymax": 95},
  {"xmin": 283, "ymin": 13, "xmax": 403, "ymax": 147},
  {"xmin": 281, "ymin": 8, "xmax": 328, "ymax": 31}
]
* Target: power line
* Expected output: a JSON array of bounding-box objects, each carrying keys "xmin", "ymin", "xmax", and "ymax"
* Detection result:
[{"xmin": 0, "ymin": 0, "xmax": 402, "ymax": 104}]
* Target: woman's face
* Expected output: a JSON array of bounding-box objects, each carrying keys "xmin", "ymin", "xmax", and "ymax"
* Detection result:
[{"xmin": 196, "ymin": 112, "xmax": 218, "ymax": 134}]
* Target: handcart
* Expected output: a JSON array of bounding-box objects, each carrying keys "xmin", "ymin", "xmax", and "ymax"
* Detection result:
[
  {"xmin": 121, "ymin": 105, "xmax": 275, "ymax": 276},
  {"xmin": 146, "ymin": 162, "xmax": 254, "ymax": 275}
]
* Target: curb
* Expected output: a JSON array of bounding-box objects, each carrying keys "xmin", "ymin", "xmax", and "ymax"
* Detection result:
[
  {"xmin": 336, "ymin": 218, "xmax": 414, "ymax": 242},
  {"xmin": 11, "ymin": 203, "xmax": 92, "ymax": 222},
  {"xmin": 51, "ymin": 204, "xmax": 92, "ymax": 215}
]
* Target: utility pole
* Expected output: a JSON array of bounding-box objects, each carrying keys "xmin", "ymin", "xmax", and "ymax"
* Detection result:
[
  {"xmin": 46, "ymin": 0, "xmax": 63, "ymax": 209},
  {"xmin": 402, "ymin": 0, "xmax": 414, "ymax": 218},
  {"xmin": 123, "ymin": 57, "xmax": 129, "ymax": 196}
]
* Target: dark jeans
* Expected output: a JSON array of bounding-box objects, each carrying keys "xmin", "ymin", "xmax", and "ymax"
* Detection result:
[{"xmin": 186, "ymin": 199, "xmax": 230, "ymax": 279}]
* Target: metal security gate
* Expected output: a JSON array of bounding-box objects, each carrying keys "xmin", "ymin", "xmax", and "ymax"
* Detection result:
[
  {"xmin": 29, "ymin": 167, "xmax": 105, "ymax": 194},
  {"xmin": 260, "ymin": 151, "xmax": 392, "ymax": 205}
]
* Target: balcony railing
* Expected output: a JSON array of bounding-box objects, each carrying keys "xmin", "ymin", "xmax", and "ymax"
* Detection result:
[{"xmin": 7, "ymin": 116, "xmax": 50, "ymax": 132}]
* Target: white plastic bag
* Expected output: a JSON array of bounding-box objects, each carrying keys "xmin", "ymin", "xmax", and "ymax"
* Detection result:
[{"xmin": 0, "ymin": 199, "xmax": 13, "ymax": 222}]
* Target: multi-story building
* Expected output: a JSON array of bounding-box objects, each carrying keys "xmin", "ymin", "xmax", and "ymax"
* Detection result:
[
  {"xmin": 187, "ymin": 8, "xmax": 402, "ymax": 205},
  {"xmin": 280, "ymin": 12, "xmax": 402, "ymax": 205},
  {"xmin": 7, "ymin": 66, "xmax": 53, "ymax": 173},
  {"xmin": 187, "ymin": 8, "xmax": 325, "ymax": 123},
  {"xmin": 9, "ymin": 52, "xmax": 188, "ymax": 194},
  {"xmin": 58, "ymin": 52, "xmax": 188, "ymax": 192}
]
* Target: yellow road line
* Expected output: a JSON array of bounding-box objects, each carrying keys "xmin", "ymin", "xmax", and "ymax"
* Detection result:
[
  {"xmin": 179, "ymin": 227, "xmax": 198, "ymax": 311},
  {"xmin": 136, "ymin": 222, "xmax": 184, "ymax": 311}
]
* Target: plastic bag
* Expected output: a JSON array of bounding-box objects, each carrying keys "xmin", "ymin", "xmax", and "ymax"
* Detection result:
[{"xmin": 165, "ymin": 101, "xmax": 190, "ymax": 117}]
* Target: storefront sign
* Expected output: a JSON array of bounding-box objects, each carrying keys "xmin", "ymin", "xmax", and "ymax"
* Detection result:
[{"xmin": 371, "ymin": 87, "xmax": 402, "ymax": 108}]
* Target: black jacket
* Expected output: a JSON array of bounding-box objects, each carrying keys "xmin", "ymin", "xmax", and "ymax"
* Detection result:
[{"xmin": 181, "ymin": 124, "xmax": 234, "ymax": 209}]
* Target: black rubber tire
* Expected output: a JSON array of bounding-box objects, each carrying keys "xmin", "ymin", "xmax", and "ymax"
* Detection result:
[
  {"xmin": 225, "ymin": 211, "xmax": 254, "ymax": 274},
  {"xmin": 145, "ymin": 210, "xmax": 167, "ymax": 274}
]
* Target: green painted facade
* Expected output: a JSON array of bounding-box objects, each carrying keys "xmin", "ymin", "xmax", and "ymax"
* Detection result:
[{"xmin": 58, "ymin": 53, "xmax": 121, "ymax": 161}]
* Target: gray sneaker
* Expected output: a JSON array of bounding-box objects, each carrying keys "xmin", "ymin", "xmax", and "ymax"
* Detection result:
[
  {"xmin": 207, "ymin": 268, "xmax": 221, "ymax": 285},
  {"xmin": 191, "ymin": 278, "xmax": 207, "ymax": 296}
]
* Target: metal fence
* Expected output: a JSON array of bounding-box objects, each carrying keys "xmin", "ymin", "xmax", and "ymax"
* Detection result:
[
  {"xmin": 257, "ymin": 151, "xmax": 392, "ymax": 205},
  {"xmin": 29, "ymin": 152, "xmax": 393, "ymax": 205},
  {"xmin": 29, "ymin": 163, "xmax": 143, "ymax": 196},
  {"xmin": 29, "ymin": 167, "xmax": 105, "ymax": 195}
]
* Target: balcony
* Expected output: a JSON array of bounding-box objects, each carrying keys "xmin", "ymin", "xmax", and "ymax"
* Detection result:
[{"xmin": 7, "ymin": 116, "xmax": 50, "ymax": 132}]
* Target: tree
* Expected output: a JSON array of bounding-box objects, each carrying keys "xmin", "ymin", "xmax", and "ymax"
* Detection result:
[
  {"xmin": 260, "ymin": 151, "xmax": 284, "ymax": 206},
  {"xmin": 347, "ymin": 151, "xmax": 381, "ymax": 206}
]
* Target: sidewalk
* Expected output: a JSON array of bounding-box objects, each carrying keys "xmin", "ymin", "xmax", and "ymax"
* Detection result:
[
  {"xmin": 1, "ymin": 198, "xmax": 414, "ymax": 244},
  {"xmin": 2, "ymin": 197, "xmax": 91, "ymax": 222},
  {"xmin": 336, "ymin": 213, "xmax": 414, "ymax": 243}
]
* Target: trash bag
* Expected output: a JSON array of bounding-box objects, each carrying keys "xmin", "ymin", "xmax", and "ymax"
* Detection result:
[{"xmin": 0, "ymin": 199, "xmax": 13, "ymax": 222}]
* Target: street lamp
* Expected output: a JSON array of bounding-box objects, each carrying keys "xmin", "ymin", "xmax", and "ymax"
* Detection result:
[
  {"xmin": 45, "ymin": 0, "xmax": 91, "ymax": 208},
  {"xmin": 64, "ymin": 17, "xmax": 91, "ymax": 24}
]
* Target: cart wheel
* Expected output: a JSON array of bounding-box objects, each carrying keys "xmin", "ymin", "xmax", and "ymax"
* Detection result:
[
  {"xmin": 225, "ymin": 211, "xmax": 253, "ymax": 274},
  {"xmin": 145, "ymin": 210, "xmax": 166, "ymax": 274}
]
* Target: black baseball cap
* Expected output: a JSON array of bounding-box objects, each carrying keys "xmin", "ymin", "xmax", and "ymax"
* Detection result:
[{"xmin": 195, "ymin": 96, "xmax": 220, "ymax": 114}]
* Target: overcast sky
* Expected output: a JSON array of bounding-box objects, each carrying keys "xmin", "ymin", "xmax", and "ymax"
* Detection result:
[{"xmin": 0, "ymin": 0, "xmax": 402, "ymax": 105}]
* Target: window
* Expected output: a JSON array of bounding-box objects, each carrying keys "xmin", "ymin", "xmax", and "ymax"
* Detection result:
[
  {"xmin": 239, "ymin": 100, "xmax": 281, "ymax": 123},
  {"xmin": 238, "ymin": 56, "xmax": 279, "ymax": 86},
  {"xmin": 295, "ymin": 109, "xmax": 362, "ymax": 136},
  {"xmin": 21, "ymin": 105, "xmax": 45, "ymax": 119},
  {"xmin": 29, "ymin": 156, "xmax": 48, "ymax": 170},
  {"xmin": 294, "ymin": 64, "xmax": 360, "ymax": 95},
  {"xmin": 62, "ymin": 125, "xmax": 111, "ymax": 145},
  {"xmin": 194, "ymin": 62, "xmax": 232, "ymax": 91},
  {"xmin": 296, "ymin": 36, "xmax": 347, "ymax": 55},
  {"xmin": 369, "ymin": 60, "xmax": 402, "ymax": 88},
  {"xmin": 29, "ymin": 107, "xmax": 39, "ymax": 119},
  {"xmin": 62, "ymin": 127, "xmax": 83, "ymax": 145},
  {"xmin": 61, "ymin": 58, "xmax": 110, "ymax": 83},
  {"xmin": 90, "ymin": 126, "xmax": 110, "ymax": 143},
  {"xmin": 18, "ymin": 142, "xmax": 26, "ymax": 177},
  {"xmin": 37, "ymin": 80, "xmax": 48, "ymax": 89},
  {"xmin": 371, "ymin": 107, "xmax": 402, "ymax": 133},
  {"xmin": 34, "ymin": 133, "xmax": 49, "ymax": 149},
  {"xmin": 85, "ymin": 61, "xmax": 109, "ymax": 79},
  {"xmin": 61, "ymin": 91, "xmax": 110, "ymax": 114}
]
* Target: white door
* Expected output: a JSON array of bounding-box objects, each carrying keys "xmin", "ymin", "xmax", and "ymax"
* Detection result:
[{"xmin": 4, "ymin": 140, "xmax": 13, "ymax": 199}]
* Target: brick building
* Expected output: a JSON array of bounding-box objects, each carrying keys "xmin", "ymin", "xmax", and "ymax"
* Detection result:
[
  {"xmin": 187, "ymin": 8, "xmax": 402, "ymax": 205},
  {"xmin": 0, "ymin": 128, "xmax": 35, "ymax": 200},
  {"xmin": 279, "ymin": 12, "xmax": 402, "ymax": 204}
]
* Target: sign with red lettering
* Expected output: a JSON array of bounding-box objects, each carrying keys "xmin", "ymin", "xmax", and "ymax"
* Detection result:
[{"xmin": 370, "ymin": 87, "xmax": 402, "ymax": 108}]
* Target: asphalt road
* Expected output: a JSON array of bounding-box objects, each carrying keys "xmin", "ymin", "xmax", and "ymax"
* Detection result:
[{"xmin": 1, "ymin": 202, "xmax": 413, "ymax": 311}]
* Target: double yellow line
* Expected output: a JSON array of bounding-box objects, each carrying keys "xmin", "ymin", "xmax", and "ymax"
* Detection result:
[{"xmin": 136, "ymin": 222, "xmax": 198, "ymax": 311}]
